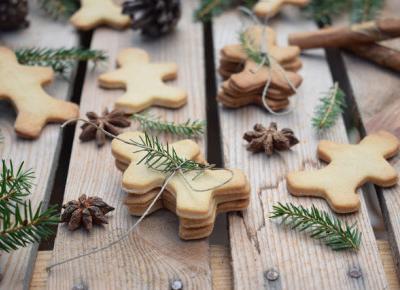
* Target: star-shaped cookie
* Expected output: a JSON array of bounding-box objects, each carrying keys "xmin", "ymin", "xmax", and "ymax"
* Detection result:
[
  {"xmin": 99, "ymin": 48, "xmax": 187, "ymax": 113},
  {"xmin": 70, "ymin": 0, "xmax": 131, "ymax": 31},
  {"xmin": 111, "ymin": 132, "xmax": 250, "ymax": 239},
  {"xmin": 287, "ymin": 131, "xmax": 399, "ymax": 213},
  {"xmin": 254, "ymin": 0, "xmax": 310, "ymax": 18},
  {"xmin": 0, "ymin": 47, "xmax": 79, "ymax": 139}
]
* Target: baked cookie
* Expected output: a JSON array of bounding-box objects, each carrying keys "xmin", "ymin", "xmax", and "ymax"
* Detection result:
[
  {"xmin": 71, "ymin": 0, "xmax": 131, "ymax": 31},
  {"xmin": 111, "ymin": 131, "xmax": 250, "ymax": 239},
  {"xmin": 0, "ymin": 47, "xmax": 79, "ymax": 139},
  {"xmin": 287, "ymin": 131, "xmax": 399, "ymax": 213},
  {"xmin": 99, "ymin": 48, "xmax": 187, "ymax": 113},
  {"xmin": 254, "ymin": 0, "xmax": 310, "ymax": 18}
]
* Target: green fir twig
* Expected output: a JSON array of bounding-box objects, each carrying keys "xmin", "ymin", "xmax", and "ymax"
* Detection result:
[
  {"xmin": 0, "ymin": 160, "xmax": 59, "ymax": 252},
  {"xmin": 270, "ymin": 203, "xmax": 362, "ymax": 251},
  {"xmin": 195, "ymin": 0, "xmax": 257, "ymax": 22},
  {"xmin": 38, "ymin": 0, "xmax": 80, "ymax": 19},
  {"xmin": 239, "ymin": 31, "xmax": 269, "ymax": 66},
  {"xmin": 312, "ymin": 82, "xmax": 346, "ymax": 130},
  {"xmin": 131, "ymin": 113, "xmax": 205, "ymax": 138},
  {"xmin": 351, "ymin": 0, "xmax": 383, "ymax": 23},
  {"xmin": 131, "ymin": 133, "xmax": 213, "ymax": 174},
  {"xmin": 15, "ymin": 47, "xmax": 108, "ymax": 75}
]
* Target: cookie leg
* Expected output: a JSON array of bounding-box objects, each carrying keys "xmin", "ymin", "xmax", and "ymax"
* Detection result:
[{"xmin": 14, "ymin": 111, "xmax": 47, "ymax": 139}]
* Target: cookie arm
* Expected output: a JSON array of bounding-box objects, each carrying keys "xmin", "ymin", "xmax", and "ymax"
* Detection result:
[
  {"xmin": 98, "ymin": 70, "xmax": 126, "ymax": 89},
  {"xmin": 317, "ymin": 140, "xmax": 348, "ymax": 162},
  {"xmin": 151, "ymin": 63, "xmax": 178, "ymax": 81}
]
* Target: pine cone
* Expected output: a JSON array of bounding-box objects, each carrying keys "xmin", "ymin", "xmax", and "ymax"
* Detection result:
[
  {"xmin": 0, "ymin": 0, "xmax": 29, "ymax": 31},
  {"xmin": 122, "ymin": 0, "xmax": 181, "ymax": 37}
]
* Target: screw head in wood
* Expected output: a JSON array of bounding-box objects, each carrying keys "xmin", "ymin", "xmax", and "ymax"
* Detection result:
[
  {"xmin": 265, "ymin": 268, "xmax": 279, "ymax": 281},
  {"xmin": 170, "ymin": 279, "xmax": 183, "ymax": 290},
  {"xmin": 348, "ymin": 267, "xmax": 362, "ymax": 279}
]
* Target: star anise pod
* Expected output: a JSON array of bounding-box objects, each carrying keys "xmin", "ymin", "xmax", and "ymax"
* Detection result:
[
  {"xmin": 79, "ymin": 108, "xmax": 131, "ymax": 147},
  {"xmin": 243, "ymin": 122, "xmax": 299, "ymax": 155},
  {"xmin": 61, "ymin": 194, "xmax": 115, "ymax": 231}
]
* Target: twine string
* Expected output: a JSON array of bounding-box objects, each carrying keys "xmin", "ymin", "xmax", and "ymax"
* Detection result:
[
  {"xmin": 238, "ymin": 6, "xmax": 297, "ymax": 116},
  {"xmin": 351, "ymin": 20, "xmax": 387, "ymax": 40},
  {"xmin": 46, "ymin": 119, "xmax": 233, "ymax": 271}
]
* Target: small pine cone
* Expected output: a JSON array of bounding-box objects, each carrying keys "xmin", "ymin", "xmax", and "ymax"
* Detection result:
[
  {"xmin": 0, "ymin": 0, "xmax": 29, "ymax": 31},
  {"xmin": 122, "ymin": 0, "xmax": 181, "ymax": 37}
]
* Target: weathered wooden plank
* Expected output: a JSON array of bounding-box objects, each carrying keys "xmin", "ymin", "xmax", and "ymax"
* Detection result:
[
  {"xmin": 0, "ymin": 3, "xmax": 78, "ymax": 290},
  {"xmin": 47, "ymin": 1, "xmax": 212, "ymax": 289},
  {"xmin": 340, "ymin": 0, "xmax": 400, "ymax": 280},
  {"xmin": 213, "ymin": 9, "xmax": 388, "ymax": 289}
]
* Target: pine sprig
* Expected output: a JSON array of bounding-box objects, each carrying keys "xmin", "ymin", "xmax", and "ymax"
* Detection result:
[
  {"xmin": 38, "ymin": 0, "xmax": 80, "ymax": 19},
  {"xmin": 131, "ymin": 133, "xmax": 213, "ymax": 174},
  {"xmin": 15, "ymin": 47, "xmax": 108, "ymax": 75},
  {"xmin": 351, "ymin": 0, "xmax": 383, "ymax": 23},
  {"xmin": 195, "ymin": 0, "xmax": 257, "ymax": 22},
  {"xmin": 312, "ymin": 82, "xmax": 346, "ymax": 130},
  {"xmin": 270, "ymin": 203, "xmax": 362, "ymax": 251},
  {"xmin": 239, "ymin": 31, "xmax": 269, "ymax": 66},
  {"xmin": 0, "ymin": 160, "xmax": 59, "ymax": 252},
  {"xmin": 131, "ymin": 113, "xmax": 205, "ymax": 138}
]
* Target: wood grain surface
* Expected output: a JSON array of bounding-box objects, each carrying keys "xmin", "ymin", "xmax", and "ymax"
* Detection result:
[
  {"xmin": 213, "ymin": 8, "xmax": 388, "ymax": 290},
  {"xmin": 341, "ymin": 0, "xmax": 400, "ymax": 280},
  {"xmin": 30, "ymin": 241, "xmax": 400, "ymax": 290},
  {"xmin": 0, "ymin": 3, "xmax": 78, "ymax": 290},
  {"xmin": 47, "ymin": 1, "xmax": 212, "ymax": 289}
]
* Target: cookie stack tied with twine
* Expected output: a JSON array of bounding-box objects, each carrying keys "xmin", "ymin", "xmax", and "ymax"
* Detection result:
[
  {"xmin": 111, "ymin": 131, "xmax": 250, "ymax": 240},
  {"xmin": 217, "ymin": 25, "xmax": 303, "ymax": 112}
]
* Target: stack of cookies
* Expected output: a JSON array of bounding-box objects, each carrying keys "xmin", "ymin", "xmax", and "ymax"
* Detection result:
[
  {"xmin": 111, "ymin": 131, "xmax": 251, "ymax": 240},
  {"xmin": 217, "ymin": 26, "xmax": 303, "ymax": 110}
]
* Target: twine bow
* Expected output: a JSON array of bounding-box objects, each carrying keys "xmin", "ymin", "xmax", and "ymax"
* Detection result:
[{"xmin": 46, "ymin": 119, "xmax": 233, "ymax": 271}]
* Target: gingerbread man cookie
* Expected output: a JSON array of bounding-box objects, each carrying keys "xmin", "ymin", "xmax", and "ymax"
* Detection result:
[
  {"xmin": 287, "ymin": 131, "xmax": 399, "ymax": 213},
  {"xmin": 254, "ymin": 0, "xmax": 310, "ymax": 18},
  {"xmin": 71, "ymin": 0, "xmax": 131, "ymax": 31},
  {"xmin": 0, "ymin": 47, "xmax": 79, "ymax": 139},
  {"xmin": 99, "ymin": 48, "xmax": 187, "ymax": 113},
  {"xmin": 111, "ymin": 131, "xmax": 250, "ymax": 239}
]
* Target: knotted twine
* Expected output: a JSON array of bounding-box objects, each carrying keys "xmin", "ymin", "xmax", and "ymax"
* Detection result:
[
  {"xmin": 46, "ymin": 119, "xmax": 233, "ymax": 271},
  {"xmin": 238, "ymin": 6, "xmax": 298, "ymax": 116}
]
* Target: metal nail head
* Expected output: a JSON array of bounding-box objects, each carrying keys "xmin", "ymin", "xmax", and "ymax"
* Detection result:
[
  {"xmin": 265, "ymin": 268, "xmax": 280, "ymax": 281},
  {"xmin": 348, "ymin": 267, "xmax": 362, "ymax": 279},
  {"xmin": 170, "ymin": 279, "xmax": 183, "ymax": 290}
]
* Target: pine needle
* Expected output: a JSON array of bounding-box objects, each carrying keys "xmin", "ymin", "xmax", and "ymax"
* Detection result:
[
  {"xmin": 304, "ymin": 0, "xmax": 349, "ymax": 25},
  {"xmin": 312, "ymin": 82, "xmax": 346, "ymax": 130},
  {"xmin": 351, "ymin": 0, "xmax": 383, "ymax": 23},
  {"xmin": 194, "ymin": 0, "xmax": 258, "ymax": 22},
  {"xmin": 239, "ymin": 31, "xmax": 269, "ymax": 66},
  {"xmin": 270, "ymin": 202, "xmax": 362, "ymax": 251},
  {"xmin": 0, "ymin": 160, "xmax": 59, "ymax": 252},
  {"xmin": 130, "ymin": 133, "xmax": 213, "ymax": 174},
  {"xmin": 15, "ymin": 47, "xmax": 108, "ymax": 75},
  {"xmin": 131, "ymin": 113, "xmax": 205, "ymax": 138},
  {"xmin": 38, "ymin": 0, "xmax": 80, "ymax": 19}
]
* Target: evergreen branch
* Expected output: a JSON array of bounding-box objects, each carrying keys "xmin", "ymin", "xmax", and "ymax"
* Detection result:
[
  {"xmin": 195, "ymin": 0, "xmax": 257, "ymax": 22},
  {"xmin": 131, "ymin": 133, "xmax": 213, "ymax": 174},
  {"xmin": 304, "ymin": 0, "xmax": 349, "ymax": 25},
  {"xmin": 270, "ymin": 203, "xmax": 362, "ymax": 251},
  {"xmin": 131, "ymin": 113, "xmax": 206, "ymax": 138},
  {"xmin": 0, "ymin": 160, "xmax": 34, "ymax": 213},
  {"xmin": 15, "ymin": 47, "xmax": 108, "ymax": 75},
  {"xmin": 312, "ymin": 82, "xmax": 346, "ymax": 130},
  {"xmin": 239, "ymin": 31, "xmax": 269, "ymax": 66},
  {"xmin": 351, "ymin": 0, "xmax": 383, "ymax": 23},
  {"xmin": 0, "ymin": 202, "xmax": 59, "ymax": 252},
  {"xmin": 38, "ymin": 0, "xmax": 80, "ymax": 19}
]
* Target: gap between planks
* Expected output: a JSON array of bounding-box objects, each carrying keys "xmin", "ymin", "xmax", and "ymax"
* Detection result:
[{"xmin": 29, "ymin": 241, "xmax": 400, "ymax": 290}]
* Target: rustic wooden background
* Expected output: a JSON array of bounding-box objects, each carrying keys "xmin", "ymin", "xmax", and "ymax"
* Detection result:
[{"xmin": 0, "ymin": 0, "xmax": 399, "ymax": 289}]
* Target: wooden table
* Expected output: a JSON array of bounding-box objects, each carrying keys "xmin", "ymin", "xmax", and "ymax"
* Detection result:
[{"xmin": 0, "ymin": 1, "xmax": 400, "ymax": 289}]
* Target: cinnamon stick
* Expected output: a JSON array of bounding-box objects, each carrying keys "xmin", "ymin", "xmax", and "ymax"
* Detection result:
[
  {"xmin": 344, "ymin": 43, "xmax": 400, "ymax": 72},
  {"xmin": 288, "ymin": 18, "xmax": 400, "ymax": 49}
]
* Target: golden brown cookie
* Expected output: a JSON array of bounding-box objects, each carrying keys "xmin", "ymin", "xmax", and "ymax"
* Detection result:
[
  {"xmin": 99, "ymin": 48, "xmax": 187, "ymax": 113},
  {"xmin": 253, "ymin": 0, "xmax": 310, "ymax": 18},
  {"xmin": 70, "ymin": 0, "xmax": 131, "ymax": 31},
  {"xmin": 287, "ymin": 131, "xmax": 399, "ymax": 213},
  {"xmin": 0, "ymin": 47, "xmax": 79, "ymax": 139}
]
